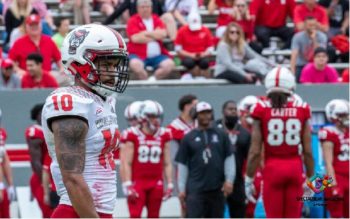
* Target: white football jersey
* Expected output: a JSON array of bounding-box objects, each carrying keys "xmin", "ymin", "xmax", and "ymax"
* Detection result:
[{"xmin": 42, "ymin": 86, "xmax": 120, "ymax": 214}]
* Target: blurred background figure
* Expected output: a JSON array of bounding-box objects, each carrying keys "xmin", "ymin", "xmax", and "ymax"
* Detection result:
[
  {"xmin": 0, "ymin": 58, "xmax": 21, "ymax": 90},
  {"xmin": 300, "ymin": 47, "xmax": 339, "ymax": 84},
  {"xmin": 176, "ymin": 101, "xmax": 235, "ymax": 218},
  {"xmin": 175, "ymin": 11, "xmax": 214, "ymax": 80},
  {"xmin": 21, "ymin": 53, "xmax": 58, "ymax": 89},
  {"xmin": 215, "ymin": 100, "xmax": 251, "ymax": 218},
  {"xmin": 52, "ymin": 18, "xmax": 70, "ymax": 49},
  {"xmin": 59, "ymin": 0, "xmax": 91, "ymax": 25},
  {"xmin": 25, "ymin": 103, "xmax": 54, "ymax": 218},
  {"xmin": 120, "ymin": 100, "xmax": 173, "ymax": 218},
  {"xmin": 215, "ymin": 22, "xmax": 273, "ymax": 84},
  {"xmin": 319, "ymin": 99, "xmax": 349, "ymax": 218}
]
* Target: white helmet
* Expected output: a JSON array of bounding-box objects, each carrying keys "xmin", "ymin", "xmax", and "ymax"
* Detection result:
[
  {"xmin": 138, "ymin": 100, "xmax": 164, "ymax": 121},
  {"xmin": 325, "ymin": 99, "xmax": 350, "ymax": 126},
  {"xmin": 124, "ymin": 101, "xmax": 143, "ymax": 120},
  {"xmin": 238, "ymin": 95, "xmax": 258, "ymax": 125},
  {"xmin": 264, "ymin": 66, "xmax": 296, "ymax": 95},
  {"xmin": 61, "ymin": 24, "xmax": 129, "ymax": 97},
  {"xmin": 238, "ymin": 95, "xmax": 258, "ymax": 117}
]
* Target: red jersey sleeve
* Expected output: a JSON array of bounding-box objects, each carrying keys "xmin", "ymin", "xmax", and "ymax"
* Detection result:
[
  {"xmin": 249, "ymin": 0, "xmax": 261, "ymax": 17},
  {"xmin": 25, "ymin": 126, "xmax": 44, "ymax": 140},
  {"xmin": 120, "ymin": 129, "xmax": 137, "ymax": 144},
  {"xmin": 318, "ymin": 128, "xmax": 333, "ymax": 142},
  {"xmin": 163, "ymin": 129, "xmax": 172, "ymax": 143},
  {"xmin": 250, "ymin": 101, "xmax": 264, "ymax": 120},
  {"xmin": 166, "ymin": 125, "xmax": 185, "ymax": 141},
  {"xmin": 287, "ymin": 0, "xmax": 296, "ymax": 19}
]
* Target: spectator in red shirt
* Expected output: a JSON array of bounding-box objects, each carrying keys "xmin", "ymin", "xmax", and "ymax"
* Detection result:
[
  {"xmin": 9, "ymin": 14, "xmax": 63, "ymax": 77},
  {"xmin": 208, "ymin": 0, "xmax": 235, "ymax": 38},
  {"xmin": 21, "ymin": 53, "xmax": 59, "ymax": 89},
  {"xmin": 249, "ymin": 0, "xmax": 295, "ymax": 49},
  {"xmin": 175, "ymin": 12, "xmax": 214, "ymax": 80},
  {"xmin": 127, "ymin": 0, "xmax": 175, "ymax": 80},
  {"xmin": 300, "ymin": 47, "xmax": 339, "ymax": 84},
  {"xmin": 294, "ymin": 0, "xmax": 329, "ymax": 33}
]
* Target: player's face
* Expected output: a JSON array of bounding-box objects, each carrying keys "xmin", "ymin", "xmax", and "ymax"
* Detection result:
[
  {"xmin": 197, "ymin": 111, "xmax": 212, "ymax": 127},
  {"xmin": 97, "ymin": 59, "xmax": 121, "ymax": 87},
  {"xmin": 337, "ymin": 113, "xmax": 349, "ymax": 127},
  {"xmin": 314, "ymin": 52, "xmax": 328, "ymax": 66},
  {"xmin": 147, "ymin": 114, "xmax": 161, "ymax": 128},
  {"xmin": 26, "ymin": 60, "xmax": 41, "ymax": 76}
]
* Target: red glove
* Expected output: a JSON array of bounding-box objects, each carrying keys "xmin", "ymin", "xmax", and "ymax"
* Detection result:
[
  {"xmin": 162, "ymin": 183, "xmax": 174, "ymax": 201},
  {"xmin": 123, "ymin": 181, "xmax": 139, "ymax": 202}
]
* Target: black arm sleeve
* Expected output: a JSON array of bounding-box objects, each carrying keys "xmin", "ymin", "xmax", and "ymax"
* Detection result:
[{"xmin": 103, "ymin": 0, "xmax": 131, "ymax": 25}]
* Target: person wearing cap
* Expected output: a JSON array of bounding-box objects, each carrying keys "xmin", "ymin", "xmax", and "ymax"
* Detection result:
[
  {"xmin": 0, "ymin": 58, "xmax": 21, "ymax": 90},
  {"xmin": 127, "ymin": 0, "xmax": 175, "ymax": 80},
  {"xmin": 9, "ymin": 14, "xmax": 63, "ymax": 77},
  {"xmin": 300, "ymin": 47, "xmax": 339, "ymax": 84},
  {"xmin": 175, "ymin": 101, "xmax": 235, "ymax": 218},
  {"xmin": 175, "ymin": 11, "xmax": 214, "ymax": 80},
  {"xmin": 21, "ymin": 53, "xmax": 59, "ymax": 89}
]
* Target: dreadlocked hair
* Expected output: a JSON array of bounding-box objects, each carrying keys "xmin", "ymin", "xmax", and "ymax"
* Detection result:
[{"xmin": 268, "ymin": 92, "xmax": 290, "ymax": 108}]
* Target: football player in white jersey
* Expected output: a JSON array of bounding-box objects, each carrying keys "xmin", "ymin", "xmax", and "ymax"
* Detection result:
[{"xmin": 41, "ymin": 24, "xmax": 129, "ymax": 218}]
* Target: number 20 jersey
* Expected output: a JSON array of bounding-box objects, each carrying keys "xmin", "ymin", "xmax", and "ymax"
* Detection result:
[
  {"xmin": 42, "ymin": 86, "xmax": 120, "ymax": 214},
  {"xmin": 121, "ymin": 126, "xmax": 171, "ymax": 182},
  {"xmin": 250, "ymin": 98, "xmax": 311, "ymax": 160},
  {"xmin": 318, "ymin": 126, "xmax": 349, "ymax": 177}
]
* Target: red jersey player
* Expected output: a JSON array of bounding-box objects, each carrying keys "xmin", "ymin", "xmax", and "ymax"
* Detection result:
[
  {"xmin": 121, "ymin": 100, "xmax": 173, "ymax": 218},
  {"xmin": 319, "ymin": 99, "xmax": 349, "ymax": 218},
  {"xmin": 245, "ymin": 66, "xmax": 314, "ymax": 218},
  {"xmin": 25, "ymin": 103, "xmax": 54, "ymax": 218}
]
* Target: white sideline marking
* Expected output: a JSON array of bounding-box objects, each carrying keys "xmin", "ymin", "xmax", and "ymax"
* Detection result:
[{"xmin": 16, "ymin": 187, "xmax": 42, "ymax": 218}]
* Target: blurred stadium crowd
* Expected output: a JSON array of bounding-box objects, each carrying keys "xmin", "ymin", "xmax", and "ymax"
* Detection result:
[{"xmin": 0, "ymin": 0, "xmax": 348, "ymax": 218}]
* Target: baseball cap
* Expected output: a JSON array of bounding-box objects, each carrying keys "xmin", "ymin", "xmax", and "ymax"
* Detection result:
[
  {"xmin": 1, "ymin": 58, "xmax": 13, "ymax": 69},
  {"xmin": 26, "ymin": 14, "xmax": 40, "ymax": 25},
  {"xmin": 196, "ymin": 101, "xmax": 212, "ymax": 113},
  {"xmin": 188, "ymin": 11, "xmax": 202, "ymax": 31}
]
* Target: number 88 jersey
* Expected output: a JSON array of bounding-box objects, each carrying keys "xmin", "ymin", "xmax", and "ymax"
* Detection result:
[
  {"xmin": 42, "ymin": 86, "xmax": 120, "ymax": 214},
  {"xmin": 250, "ymin": 98, "xmax": 311, "ymax": 160},
  {"xmin": 121, "ymin": 126, "xmax": 171, "ymax": 182}
]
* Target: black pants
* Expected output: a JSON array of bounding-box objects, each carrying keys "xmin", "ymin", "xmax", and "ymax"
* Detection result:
[
  {"xmin": 255, "ymin": 25, "xmax": 294, "ymax": 49},
  {"xmin": 216, "ymin": 70, "xmax": 253, "ymax": 84},
  {"xmin": 186, "ymin": 190, "xmax": 225, "ymax": 218},
  {"xmin": 227, "ymin": 182, "xmax": 246, "ymax": 218},
  {"xmin": 182, "ymin": 57, "xmax": 210, "ymax": 70},
  {"xmin": 295, "ymin": 65, "xmax": 304, "ymax": 83}
]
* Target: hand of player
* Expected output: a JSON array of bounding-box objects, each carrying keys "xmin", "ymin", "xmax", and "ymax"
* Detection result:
[
  {"xmin": 7, "ymin": 186, "xmax": 16, "ymax": 202},
  {"xmin": 222, "ymin": 181, "xmax": 233, "ymax": 197},
  {"xmin": 162, "ymin": 183, "xmax": 174, "ymax": 201},
  {"xmin": 0, "ymin": 190, "xmax": 3, "ymax": 203},
  {"xmin": 123, "ymin": 181, "xmax": 139, "ymax": 202},
  {"xmin": 245, "ymin": 176, "xmax": 256, "ymax": 203}
]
